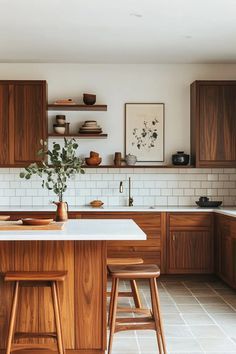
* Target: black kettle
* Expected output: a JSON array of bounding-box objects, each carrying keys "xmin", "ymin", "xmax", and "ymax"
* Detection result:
[{"xmin": 172, "ymin": 151, "xmax": 190, "ymax": 165}]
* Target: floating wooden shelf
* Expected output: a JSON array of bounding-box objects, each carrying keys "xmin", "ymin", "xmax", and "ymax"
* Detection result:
[
  {"xmin": 48, "ymin": 133, "xmax": 108, "ymax": 139},
  {"xmin": 47, "ymin": 104, "xmax": 107, "ymax": 111},
  {"xmin": 82, "ymin": 164, "xmax": 195, "ymax": 169}
]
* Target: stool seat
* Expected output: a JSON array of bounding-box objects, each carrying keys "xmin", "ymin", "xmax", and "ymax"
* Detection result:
[
  {"xmin": 108, "ymin": 264, "xmax": 160, "ymax": 279},
  {"xmin": 107, "ymin": 257, "xmax": 143, "ymax": 265},
  {"xmin": 5, "ymin": 271, "xmax": 67, "ymax": 282}
]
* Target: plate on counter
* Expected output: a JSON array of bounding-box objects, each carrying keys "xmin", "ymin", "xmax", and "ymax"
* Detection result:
[
  {"xmin": 195, "ymin": 201, "xmax": 222, "ymax": 208},
  {"xmin": 21, "ymin": 218, "xmax": 54, "ymax": 226}
]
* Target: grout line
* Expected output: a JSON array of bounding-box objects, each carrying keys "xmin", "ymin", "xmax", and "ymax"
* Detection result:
[{"xmin": 185, "ymin": 281, "xmax": 236, "ymax": 351}]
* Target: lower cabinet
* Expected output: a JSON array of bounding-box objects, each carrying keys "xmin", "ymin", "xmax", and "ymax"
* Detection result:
[{"xmin": 167, "ymin": 213, "xmax": 214, "ymax": 274}]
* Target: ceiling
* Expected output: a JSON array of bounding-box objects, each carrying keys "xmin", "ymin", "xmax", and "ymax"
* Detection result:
[{"xmin": 1, "ymin": 0, "xmax": 236, "ymax": 63}]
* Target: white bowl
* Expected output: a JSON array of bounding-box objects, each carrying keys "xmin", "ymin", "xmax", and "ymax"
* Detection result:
[{"xmin": 54, "ymin": 126, "xmax": 66, "ymax": 134}]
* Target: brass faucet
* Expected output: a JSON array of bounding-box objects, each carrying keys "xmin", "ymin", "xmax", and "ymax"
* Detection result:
[{"xmin": 119, "ymin": 177, "xmax": 133, "ymax": 207}]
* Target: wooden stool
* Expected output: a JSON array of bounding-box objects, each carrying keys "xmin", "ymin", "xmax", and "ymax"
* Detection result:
[
  {"xmin": 4, "ymin": 271, "xmax": 67, "ymax": 354},
  {"xmin": 107, "ymin": 264, "xmax": 167, "ymax": 354},
  {"xmin": 107, "ymin": 258, "xmax": 144, "ymax": 326}
]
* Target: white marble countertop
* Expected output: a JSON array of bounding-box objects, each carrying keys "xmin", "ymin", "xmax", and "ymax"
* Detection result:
[
  {"xmin": 0, "ymin": 205, "xmax": 236, "ymax": 217},
  {"xmin": 0, "ymin": 219, "xmax": 147, "ymax": 241}
]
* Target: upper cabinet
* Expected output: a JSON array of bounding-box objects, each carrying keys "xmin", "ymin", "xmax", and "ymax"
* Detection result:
[
  {"xmin": 191, "ymin": 81, "xmax": 236, "ymax": 167},
  {"xmin": 0, "ymin": 80, "xmax": 47, "ymax": 166}
]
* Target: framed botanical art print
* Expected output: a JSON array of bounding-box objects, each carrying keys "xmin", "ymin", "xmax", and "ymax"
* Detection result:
[{"xmin": 125, "ymin": 103, "xmax": 165, "ymax": 162}]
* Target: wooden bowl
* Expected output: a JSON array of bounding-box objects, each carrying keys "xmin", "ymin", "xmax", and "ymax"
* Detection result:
[
  {"xmin": 85, "ymin": 157, "xmax": 102, "ymax": 166},
  {"xmin": 90, "ymin": 200, "xmax": 104, "ymax": 208},
  {"xmin": 0, "ymin": 215, "xmax": 10, "ymax": 221},
  {"xmin": 21, "ymin": 218, "xmax": 53, "ymax": 226},
  {"xmin": 83, "ymin": 93, "xmax": 96, "ymax": 105}
]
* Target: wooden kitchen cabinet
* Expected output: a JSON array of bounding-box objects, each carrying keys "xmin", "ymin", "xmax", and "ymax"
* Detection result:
[
  {"xmin": 167, "ymin": 213, "xmax": 214, "ymax": 274},
  {"xmin": 81, "ymin": 212, "xmax": 166, "ymax": 271},
  {"xmin": 191, "ymin": 81, "xmax": 236, "ymax": 167},
  {"xmin": 0, "ymin": 80, "xmax": 47, "ymax": 166},
  {"xmin": 216, "ymin": 214, "xmax": 236, "ymax": 289}
]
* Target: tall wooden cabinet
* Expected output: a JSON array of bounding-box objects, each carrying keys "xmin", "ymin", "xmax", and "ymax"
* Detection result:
[
  {"xmin": 191, "ymin": 81, "xmax": 236, "ymax": 167},
  {"xmin": 0, "ymin": 80, "xmax": 47, "ymax": 166}
]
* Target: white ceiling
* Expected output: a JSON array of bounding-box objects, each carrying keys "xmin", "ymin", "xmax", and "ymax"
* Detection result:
[{"xmin": 1, "ymin": 0, "xmax": 236, "ymax": 63}]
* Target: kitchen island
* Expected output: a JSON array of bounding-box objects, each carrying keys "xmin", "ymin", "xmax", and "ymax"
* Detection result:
[{"xmin": 0, "ymin": 219, "xmax": 146, "ymax": 354}]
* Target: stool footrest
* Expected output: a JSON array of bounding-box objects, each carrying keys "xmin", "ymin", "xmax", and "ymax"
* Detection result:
[
  {"xmin": 116, "ymin": 307, "xmax": 151, "ymax": 316},
  {"xmin": 15, "ymin": 331, "xmax": 57, "ymax": 339},
  {"xmin": 115, "ymin": 322, "xmax": 156, "ymax": 332},
  {"xmin": 10, "ymin": 343, "xmax": 57, "ymax": 352}
]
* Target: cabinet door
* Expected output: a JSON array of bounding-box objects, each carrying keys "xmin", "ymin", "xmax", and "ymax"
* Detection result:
[
  {"xmin": 198, "ymin": 84, "xmax": 236, "ymax": 167},
  {"xmin": 0, "ymin": 83, "xmax": 10, "ymax": 164},
  {"xmin": 220, "ymin": 233, "xmax": 234, "ymax": 283},
  {"xmin": 12, "ymin": 81, "xmax": 47, "ymax": 164},
  {"xmin": 168, "ymin": 231, "xmax": 213, "ymax": 273}
]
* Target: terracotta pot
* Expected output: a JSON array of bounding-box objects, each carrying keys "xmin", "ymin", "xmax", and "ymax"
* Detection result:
[{"xmin": 53, "ymin": 201, "xmax": 68, "ymax": 221}]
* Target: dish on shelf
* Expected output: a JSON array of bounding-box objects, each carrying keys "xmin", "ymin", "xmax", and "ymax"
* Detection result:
[
  {"xmin": 195, "ymin": 201, "xmax": 222, "ymax": 208},
  {"xmin": 21, "ymin": 218, "xmax": 54, "ymax": 226},
  {"xmin": 0, "ymin": 215, "xmax": 10, "ymax": 221},
  {"xmin": 85, "ymin": 157, "xmax": 102, "ymax": 166},
  {"xmin": 53, "ymin": 124, "xmax": 66, "ymax": 134},
  {"xmin": 54, "ymin": 98, "xmax": 76, "ymax": 105},
  {"xmin": 83, "ymin": 93, "xmax": 96, "ymax": 105},
  {"xmin": 79, "ymin": 120, "xmax": 103, "ymax": 134}
]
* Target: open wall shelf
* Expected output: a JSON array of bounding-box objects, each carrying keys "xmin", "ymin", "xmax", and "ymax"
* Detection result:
[
  {"xmin": 82, "ymin": 164, "xmax": 195, "ymax": 169},
  {"xmin": 48, "ymin": 133, "xmax": 108, "ymax": 139},
  {"xmin": 47, "ymin": 104, "xmax": 107, "ymax": 111}
]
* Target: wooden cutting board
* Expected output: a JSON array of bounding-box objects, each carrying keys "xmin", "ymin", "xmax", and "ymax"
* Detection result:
[{"xmin": 0, "ymin": 221, "xmax": 65, "ymax": 231}]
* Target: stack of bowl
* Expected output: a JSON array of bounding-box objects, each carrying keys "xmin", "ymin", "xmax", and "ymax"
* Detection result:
[
  {"xmin": 79, "ymin": 120, "xmax": 102, "ymax": 135},
  {"xmin": 53, "ymin": 115, "xmax": 69, "ymax": 135}
]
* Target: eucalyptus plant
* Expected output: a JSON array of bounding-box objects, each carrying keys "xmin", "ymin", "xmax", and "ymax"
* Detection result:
[{"xmin": 20, "ymin": 138, "xmax": 85, "ymax": 202}]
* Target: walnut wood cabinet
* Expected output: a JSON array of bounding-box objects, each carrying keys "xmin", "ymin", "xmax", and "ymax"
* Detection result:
[
  {"xmin": 166, "ymin": 213, "xmax": 214, "ymax": 274},
  {"xmin": 191, "ymin": 81, "xmax": 236, "ymax": 167},
  {"xmin": 81, "ymin": 212, "xmax": 166, "ymax": 272},
  {"xmin": 215, "ymin": 214, "xmax": 236, "ymax": 289},
  {"xmin": 0, "ymin": 80, "xmax": 47, "ymax": 166}
]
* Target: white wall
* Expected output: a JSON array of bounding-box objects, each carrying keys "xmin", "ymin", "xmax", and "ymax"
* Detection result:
[{"xmin": 0, "ymin": 63, "xmax": 236, "ymax": 164}]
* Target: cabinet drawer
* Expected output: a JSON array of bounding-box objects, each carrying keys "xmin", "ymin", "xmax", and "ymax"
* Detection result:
[
  {"xmin": 108, "ymin": 232, "xmax": 161, "ymax": 249},
  {"xmin": 169, "ymin": 213, "xmax": 212, "ymax": 228},
  {"xmin": 82, "ymin": 212, "xmax": 161, "ymax": 230}
]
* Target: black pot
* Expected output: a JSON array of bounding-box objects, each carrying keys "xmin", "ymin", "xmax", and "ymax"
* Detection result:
[
  {"xmin": 83, "ymin": 93, "xmax": 96, "ymax": 105},
  {"xmin": 172, "ymin": 151, "xmax": 190, "ymax": 165}
]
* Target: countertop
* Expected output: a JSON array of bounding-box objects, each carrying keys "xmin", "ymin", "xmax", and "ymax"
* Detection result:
[
  {"xmin": 0, "ymin": 206, "xmax": 236, "ymax": 217},
  {"xmin": 0, "ymin": 219, "xmax": 146, "ymax": 241}
]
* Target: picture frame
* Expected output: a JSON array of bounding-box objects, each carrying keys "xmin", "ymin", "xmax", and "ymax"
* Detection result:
[{"xmin": 125, "ymin": 103, "xmax": 165, "ymax": 162}]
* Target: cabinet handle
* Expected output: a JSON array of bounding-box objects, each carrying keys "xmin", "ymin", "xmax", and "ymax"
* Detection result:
[{"xmin": 173, "ymin": 234, "xmax": 176, "ymax": 241}]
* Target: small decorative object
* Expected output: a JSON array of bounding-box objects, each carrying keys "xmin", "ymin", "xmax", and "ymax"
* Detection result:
[
  {"xmin": 56, "ymin": 115, "xmax": 66, "ymax": 125},
  {"xmin": 65, "ymin": 122, "xmax": 70, "ymax": 134},
  {"xmin": 90, "ymin": 200, "xmax": 104, "ymax": 208},
  {"xmin": 125, "ymin": 103, "xmax": 164, "ymax": 162},
  {"xmin": 83, "ymin": 93, "xmax": 96, "ymax": 105},
  {"xmin": 196, "ymin": 196, "xmax": 222, "ymax": 208},
  {"xmin": 53, "ymin": 124, "xmax": 66, "ymax": 135},
  {"xmin": 0, "ymin": 215, "xmax": 10, "ymax": 221},
  {"xmin": 79, "ymin": 120, "xmax": 102, "ymax": 135},
  {"xmin": 125, "ymin": 154, "xmax": 137, "ymax": 166},
  {"xmin": 114, "ymin": 152, "xmax": 122, "ymax": 166},
  {"xmin": 54, "ymin": 98, "xmax": 76, "ymax": 105},
  {"xmin": 172, "ymin": 151, "xmax": 190, "ymax": 165},
  {"xmin": 20, "ymin": 139, "xmax": 85, "ymax": 221},
  {"xmin": 85, "ymin": 151, "xmax": 102, "ymax": 166}
]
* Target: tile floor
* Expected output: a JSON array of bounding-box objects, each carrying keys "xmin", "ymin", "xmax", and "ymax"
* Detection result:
[{"xmin": 107, "ymin": 278, "xmax": 236, "ymax": 353}]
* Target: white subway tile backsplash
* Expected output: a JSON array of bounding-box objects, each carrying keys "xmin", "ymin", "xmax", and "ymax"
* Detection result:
[{"xmin": 0, "ymin": 168, "xmax": 235, "ymax": 207}]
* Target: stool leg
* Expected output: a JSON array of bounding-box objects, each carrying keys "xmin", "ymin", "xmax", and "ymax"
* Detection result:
[
  {"xmin": 108, "ymin": 277, "xmax": 119, "ymax": 354},
  {"xmin": 108, "ymin": 278, "xmax": 115, "ymax": 328},
  {"xmin": 130, "ymin": 279, "xmax": 142, "ymax": 308},
  {"xmin": 149, "ymin": 279, "xmax": 163, "ymax": 354},
  {"xmin": 55, "ymin": 282, "xmax": 65, "ymax": 354},
  {"xmin": 6, "ymin": 281, "xmax": 19, "ymax": 354},
  {"xmin": 51, "ymin": 282, "xmax": 64, "ymax": 354},
  {"xmin": 150, "ymin": 278, "xmax": 167, "ymax": 354}
]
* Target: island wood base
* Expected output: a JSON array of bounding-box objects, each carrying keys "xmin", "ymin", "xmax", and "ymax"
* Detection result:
[{"xmin": 0, "ymin": 241, "xmax": 107, "ymax": 353}]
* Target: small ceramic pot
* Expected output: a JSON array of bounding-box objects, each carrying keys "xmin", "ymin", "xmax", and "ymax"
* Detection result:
[
  {"xmin": 83, "ymin": 93, "xmax": 96, "ymax": 105},
  {"xmin": 53, "ymin": 124, "xmax": 66, "ymax": 134},
  {"xmin": 126, "ymin": 154, "xmax": 137, "ymax": 166},
  {"xmin": 56, "ymin": 115, "xmax": 66, "ymax": 125},
  {"xmin": 172, "ymin": 151, "xmax": 190, "ymax": 165}
]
